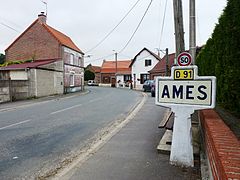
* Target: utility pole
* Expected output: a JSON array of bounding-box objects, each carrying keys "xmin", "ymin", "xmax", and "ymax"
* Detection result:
[
  {"xmin": 165, "ymin": 48, "xmax": 169, "ymax": 76},
  {"xmin": 170, "ymin": 0, "xmax": 194, "ymax": 168},
  {"xmin": 115, "ymin": 52, "xmax": 118, "ymax": 87},
  {"xmin": 189, "ymin": 0, "xmax": 196, "ymax": 64},
  {"xmin": 173, "ymin": 0, "xmax": 185, "ymax": 58}
]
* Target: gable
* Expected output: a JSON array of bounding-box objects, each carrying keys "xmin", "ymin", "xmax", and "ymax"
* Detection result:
[
  {"xmin": 5, "ymin": 17, "xmax": 84, "ymax": 61},
  {"xmin": 5, "ymin": 21, "xmax": 60, "ymax": 61},
  {"xmin": 130, "ymin": 47, "xmax": 160, "ymax": 67}
]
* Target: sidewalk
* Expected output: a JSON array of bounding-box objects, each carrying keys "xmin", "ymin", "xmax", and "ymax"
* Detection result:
[{"xmin": 58, "ymin": 95, "xmax": 201, "ymax": 180}]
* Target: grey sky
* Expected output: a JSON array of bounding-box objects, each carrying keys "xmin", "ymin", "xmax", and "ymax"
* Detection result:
[{"xmin": 0, "ymin": 0, "xmax": 226, "ymax": 65}]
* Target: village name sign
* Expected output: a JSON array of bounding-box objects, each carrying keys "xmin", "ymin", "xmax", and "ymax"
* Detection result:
[{"xmin": 155, "ymin": 52, "xmax": 216, "ymax": 167}]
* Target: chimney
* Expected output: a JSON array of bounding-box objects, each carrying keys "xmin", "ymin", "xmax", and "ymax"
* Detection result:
[{"xmin": 38, "ymin": 12, "xmax": 46, "ymax": 24}]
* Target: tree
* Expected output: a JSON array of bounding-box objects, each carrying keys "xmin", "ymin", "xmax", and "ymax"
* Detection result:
[
  {"xmin": 84, "ymin": 69, "xmax": 95, "ymax": 81},
  {"xmin": 0, "ymin": 53, "xmax": 5, "ymax": 64}
]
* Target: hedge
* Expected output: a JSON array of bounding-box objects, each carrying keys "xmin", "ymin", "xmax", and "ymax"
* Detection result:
[{"xmin": 196, "ymin": 0, "xmax": 240, "ymax": 117}]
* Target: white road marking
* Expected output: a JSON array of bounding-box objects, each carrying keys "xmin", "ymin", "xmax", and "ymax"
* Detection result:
[
  {"xmin": 50, "ymin": 104, "xmax": 83, "ymax": 115},
  {"xmin": 0, "ymin": 119, "xmax": 31, "ymax": 130},
  {"xmin": 89, "ymin": 97, "xmax": 102, "ymax": 103}
]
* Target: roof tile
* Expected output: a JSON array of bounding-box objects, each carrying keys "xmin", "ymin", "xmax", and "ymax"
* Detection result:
[
  {"xmin": 101, "ymin": 60, "xmax": 132, "ymax": 74},
  {"xmin": 0, "ymin": 59, "xmax": 59, "ymax": 70},
  {"xmin": 44, "ymin": 24, "xmax": 83, "ymax": 54}
]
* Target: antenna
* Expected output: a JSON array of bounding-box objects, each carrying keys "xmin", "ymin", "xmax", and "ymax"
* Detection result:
[{"xmin": 41, "ymin": 0, "xmax": 48, "ymax": 18}]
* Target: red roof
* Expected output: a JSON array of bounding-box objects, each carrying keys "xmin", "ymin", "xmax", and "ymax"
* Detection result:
[
  {"xmin": 5, "ymin": 18, "xmax": 83, "ymax": 54},
  {"xmin": 101, "ymin": 60, "xmax": 132, "ymax": 74},
  {"xmin": 43, "ymin": 24, "xmax": 83, "ymax": 54},
  {"xmin": 0, "ymin": 59, "xmax": 59, "ymax": 70},
  {"xmin": 91, "ymin": 66, "xmax": 101, "ymax": 73},
  {"xmin": 149, "ymin": 53, "xmax": 175, "ymax": 73}
]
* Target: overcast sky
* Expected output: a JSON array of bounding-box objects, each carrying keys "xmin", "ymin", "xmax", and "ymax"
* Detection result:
[{"xmin": 0, "ymin": 0, "xmax": 226, "ymax": 66}]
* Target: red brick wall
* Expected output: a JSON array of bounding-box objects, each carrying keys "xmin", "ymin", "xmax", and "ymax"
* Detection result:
[
  {"xmin": 101, "ymin": 73, "xmax": 115, "ymax": 84},
  {"xmin": 6, "ymin": 22, "xmax": 61, "ymax": 61},
  {"xmin": 150, "ymin": 72, "xmax": 165, "ymax": 80},
  {"xmin": 200, "ymin": 110, "xmax": 240, "ymax": 180}
]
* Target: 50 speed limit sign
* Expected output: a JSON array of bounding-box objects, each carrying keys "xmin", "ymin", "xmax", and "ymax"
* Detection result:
[{"xmin": 177, "ymin": 52, "xmax": 192, "ymax": 66}]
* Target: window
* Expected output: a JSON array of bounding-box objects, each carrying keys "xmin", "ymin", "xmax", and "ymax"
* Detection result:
[
  {"xmin": 70, "ymin": 74, "xmax": 74, "ymax": 86},
  {"xmin": 140, "ymin": 74, "xmax": 150, "ymax": 84},
  {"xmin": 145, "ymin": 59, "xmax": 151, "ymax": 66},
  {"xmin": 78, "ymin": 57, "xmax": 83, "ymax": 67},
  {"xmin": 70, "ymin": 54, "xmax": 74, "ymax": 65},
  {"xmin": 103, "ymin": 76, "xmax": 110, "ymax": 84},
  {"xmin": 124, "ymin": 75, "xmax": 131, "ymax": 82}
]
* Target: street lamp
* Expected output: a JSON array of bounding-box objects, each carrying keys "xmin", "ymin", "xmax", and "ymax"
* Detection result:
[{"xmin": 113, "ymin": 50, "xmax": 118, "ymax": 87}]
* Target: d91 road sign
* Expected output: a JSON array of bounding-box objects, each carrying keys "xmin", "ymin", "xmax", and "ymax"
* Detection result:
[{"xmin": 156, "ymin": 65, "xmax": 216, "ymax": 109}]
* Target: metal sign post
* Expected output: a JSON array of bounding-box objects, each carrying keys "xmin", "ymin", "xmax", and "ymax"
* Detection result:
[{"xmin": 156, "ymin": 65, "xmax": 216, "ymax": 167}]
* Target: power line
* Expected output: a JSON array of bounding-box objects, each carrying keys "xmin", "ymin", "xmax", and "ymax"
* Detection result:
[
  {"xmin": 0, "ymin": 22, "xmax": 20, "ymax": 33},
  {"xmin": 86, "ymin": 0, "xmax": 141, "ymax": 53},
  {"xmin": 158, "ymin": 0, "xmax": 168, "ymax": 48},
  {"xmin": 118, "ymin": 0, "xmax": 153, "ymax": 54},
  {"xmin": 0, "ymin": 16, "xmax": 23, "ymax": 29},
  {"xmin": 85, "ymin": 53, "xmax": 114, "ymax": 63}
]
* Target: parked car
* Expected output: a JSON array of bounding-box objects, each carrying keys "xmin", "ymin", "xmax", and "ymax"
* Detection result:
[
  {"xmin": 143, "ymin": 80, "xmax": 154, "ymax": 92},
  {"xmin": 87, "ymin": 80, "xmax": 98, "ymax": 86},
  {"xmin": 151, "ymin": 80, "xmax": 155, "ymax": 97}
]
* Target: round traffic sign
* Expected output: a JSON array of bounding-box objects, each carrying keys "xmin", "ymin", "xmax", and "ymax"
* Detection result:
[{"xmin": 177, "ymin": 52, "xmax": 192, "ymax": 66}]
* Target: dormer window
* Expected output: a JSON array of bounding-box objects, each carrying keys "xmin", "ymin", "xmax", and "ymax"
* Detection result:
[{"xmin": 145, "ymin": 59, "xmax": 151, "ymax": 66}]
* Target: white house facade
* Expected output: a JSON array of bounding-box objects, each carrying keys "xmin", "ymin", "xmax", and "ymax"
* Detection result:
[{"xmin": 130, "ymin": 47, "xmax": 160, "ymax": 90}]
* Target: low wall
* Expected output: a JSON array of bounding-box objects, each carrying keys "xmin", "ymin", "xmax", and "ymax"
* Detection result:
[
  {"xmin": 99, "ymin": 83, "xmax": 111, "ymax": 87},
  {"xmin": 11, "ymin": 80, "xmax": 29, "ymax": 100},
  {"xmin": 200, "ymin": 109, "xmax": 240, "ymax": 180},
  {"xmin": 0, "ymin": 80, "xmax": 10, "ymax": 103},
  {"xmin": 0, "ymin": 80, "xmax": 29, "ymax": 103}
]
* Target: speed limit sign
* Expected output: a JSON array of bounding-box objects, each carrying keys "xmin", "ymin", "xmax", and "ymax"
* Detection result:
[{"xmin": 177, "ymin": 52, "xmax": 192, "ymax": 66}]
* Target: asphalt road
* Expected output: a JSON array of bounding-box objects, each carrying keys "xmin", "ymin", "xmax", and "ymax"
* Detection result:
[{"xmin": 0, "ymin": 87, "xmax": 142, "ymax": 179}]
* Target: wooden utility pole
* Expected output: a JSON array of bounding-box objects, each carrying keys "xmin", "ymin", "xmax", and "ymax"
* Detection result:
[
  {"xmin": 173, "ymin": 0, "xmax": 185, "ymax": 57},
  {"xmin": 189, "ymin": 0, "xmax": 196, "ymax": 64}
]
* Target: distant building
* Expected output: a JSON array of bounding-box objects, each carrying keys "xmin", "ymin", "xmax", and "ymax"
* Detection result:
[
  {"xmin": 149, "ymin": 52, "xmax": 175, "ymax": 79},
  {"xmin": 0, "ymin": 12, "xmax": 84, "ymax": 101},
  {"xmin": 129, "ymin": 47, "xmax": 160, "ymax": 90},
  {"xmin": 149, "ymin": 47, "xmax": 203, "ymax": 79},
  {"xmin": 86, "ymin": 64, "xmax": 101, "ymax": 84},
  {"xmin": 100, "ymin": 60, "xmax": 132, "ymax": 87}
]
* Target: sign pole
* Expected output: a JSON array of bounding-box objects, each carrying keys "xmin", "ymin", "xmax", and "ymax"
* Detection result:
[{"xmin": 170, "ymin": 107, "xmax": 194, "ymax": 167}]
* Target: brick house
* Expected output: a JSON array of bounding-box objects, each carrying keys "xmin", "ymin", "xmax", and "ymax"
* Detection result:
[
  {"xmin": 100, "ymin": 60, "xmax": 132, "ymax": 87},
  {"xmin": 149, "ymin": 47, "xmax": 203, "ymax": 79},
  {"xmin": 148, "ymin": 52, "xmax": 175, "ymax": 79},
  {"xmin": 1, "ymin": 12, "xmax": 84, "ymax": 100}
]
